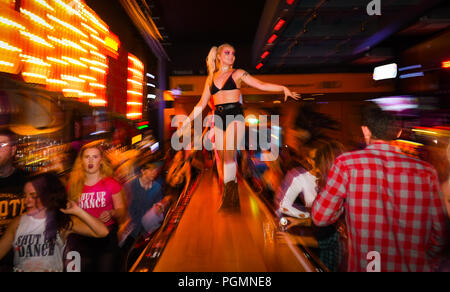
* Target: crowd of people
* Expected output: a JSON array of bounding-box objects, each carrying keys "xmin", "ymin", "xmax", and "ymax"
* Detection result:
[
  {"xmin": 0, "ymin": 130, "xmax": 193, "ymax": 272},
  {"xmin": 247, "ymin": 102, "xmax": 450, "ymax": 272},
  {"xmin": 0, "ymin": 99, "xmax": 449, "ymax": 272}
]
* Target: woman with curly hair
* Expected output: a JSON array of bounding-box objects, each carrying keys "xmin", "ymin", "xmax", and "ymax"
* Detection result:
[{"xmin": 0, "ymin": 173, "xmax": 109, "ymax": 272}]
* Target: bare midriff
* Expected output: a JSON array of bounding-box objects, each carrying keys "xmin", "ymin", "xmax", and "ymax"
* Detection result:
[{"xmin": 213, "ymin": 89, "xmax": 241, "ymax": 105}]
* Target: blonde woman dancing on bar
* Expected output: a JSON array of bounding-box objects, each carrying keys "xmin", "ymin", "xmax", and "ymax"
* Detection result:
[{"xmin": 179, "ymin": 43, "xmax": 300, "ymax": 212}]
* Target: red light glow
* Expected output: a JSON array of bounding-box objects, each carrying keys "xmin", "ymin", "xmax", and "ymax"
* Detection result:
[
  {"xmin": 274, "ymin": 19, "xmax": 286, "ymax": 31},
  {"xmin": 268, "ymin": 34, "xmax": 278, "ymax": 44}
]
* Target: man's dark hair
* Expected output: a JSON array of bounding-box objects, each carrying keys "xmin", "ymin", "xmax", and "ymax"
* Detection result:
[
  {"xmin": 139, "ymin": 160, "xmax": 164, "ymax": 172},
  {"xmin": 0, "ymin": 129, "xmax": 17, "ymax": 145},
  {"xmin": 361, "ymin": 102, "xmax": 401, "ymax": 141}
]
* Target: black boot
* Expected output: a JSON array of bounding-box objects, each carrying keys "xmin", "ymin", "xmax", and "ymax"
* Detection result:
[{"xmin": 219, "ymin": 181, "xmax": 240, "ymax": 213}]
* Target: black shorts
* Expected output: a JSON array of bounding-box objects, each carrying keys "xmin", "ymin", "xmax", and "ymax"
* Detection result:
[{"xmin": 213, "ymin": 102, "xmax": 244, "ymax": 131}]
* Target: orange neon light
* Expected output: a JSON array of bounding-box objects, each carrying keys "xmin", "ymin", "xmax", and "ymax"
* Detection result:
[
  {"xmin": 0, "ymin": 0, "xmax": 122, "ymax": 107},
  {"xmin": 127, "ymin": 53, "xmax": 144, "ymax": 120}
]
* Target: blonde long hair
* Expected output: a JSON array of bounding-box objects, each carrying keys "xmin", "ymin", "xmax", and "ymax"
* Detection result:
[
  {"xmin": 68, "ymin": 141, "xmax": 113, "ymax": 201},
  {"xmin": 206, "ymin": 43, "xmax": 235, "ymax": 77}
]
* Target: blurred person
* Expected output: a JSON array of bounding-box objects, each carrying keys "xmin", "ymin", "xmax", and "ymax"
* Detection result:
[
  {"xmin": 437, "ymin": 141, "xmax": 450, "ymax": 218},
  {"xmin": 277, "ymin": 139, "xmax": 345, "ymax": 219},
  {"xmin": 0, "ymin": 129, "xmax": 26, "ymax": 272},
  {"xmin": 437, "ymin": 141, "xmax": 450, "ymax": 272},
  {"xmin": 166, "ymin": 151, "xmax": 191, "ymax": 197},
  {"xmin": 178, "ymin": 43, "xmax": 300, "ymax": 212},
  {"xmin": 67, "ymin": 141, "xmax": 126, "ymax": 272},
  {"xmin": 0, "ymin": 173, "xmax": 109, "ymax": 272},
  {"xmin": 276, "ymin": 139, "xmax": 346, "ymax": 272},
  {"xmin": 122, "ymin": 161, "xmax": 169, "ymax": 243},
  {"xmin": 312, "ymin": 102, "xmax": 448, "ymax": 272}
]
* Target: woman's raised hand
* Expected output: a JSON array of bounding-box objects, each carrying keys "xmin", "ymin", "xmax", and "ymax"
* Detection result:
[
  {"xmin": 283, "ymin": 87, "xmax": 301, "ymax": 102},
  {"xmin": 60, "ymin": 200, "xmax": 82, "ymax": 216}
]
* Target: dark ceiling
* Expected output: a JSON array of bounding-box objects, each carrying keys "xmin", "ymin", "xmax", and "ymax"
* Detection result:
[
  {"xmin": 89, "ymin": 1, "xmax": 450, "ymax": 76},
  {"xmin": 148, "ymin": 0, "xmax": 266, "ymax": 75},
  {"xmin": 252, "ymin": 0, "xmax": 450, "ymax": 73},
  {"xmin": 146, "ymin": 0, "xmax": 450, "ymax": 75}
]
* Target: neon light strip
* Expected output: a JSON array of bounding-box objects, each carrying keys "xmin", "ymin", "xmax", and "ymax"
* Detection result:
[
  {"xmin": 0, "ymin": 16, "xmax": 26, "ymax": 30},
  {"xmin": 81, "ymin": 22, "xmax": 98, "ymax": 35},
  {"xmin": 412, "ymin": 129, "xmax": 438, "ymax": 135},
  {"xmin": 128, "ymin": 67, "xmax": 143, "ymax": 77},
  {"xmin": 89, "ymin": 99, "xmax": 107, "ymax": 104},
  {"xmin": 54, "ymin": 0, "xmax": 84, "ymax": 20},
  {"xmin": 89, "ymin": 83, "xmax": 105, "ymax": 88},
  {"xmin": 399, "ymin": 72, "xmax": 424, "ymax": 79},
  {"xmin": 0, "ymin": 61, "xmax": 14, "ymax": 67},
  {"xmin": 33, "ymin": 0, "xmax": 54, "ymax": 11},
  {"xmin": 398, "ymin": 65, "xmax": 422, "ymax": 72},
  {"xmin": 46, "ymin": 79, "xmax": 67, "ymax": 85},
  {"xmin": 79, "ymin": 75, "xmax": 97, "ymax": 81},
  {"xmin": 62, "ymin": 38, "xmax": 87, "ymax": 53},
  {"xmin": 22, "ymin": 58, "xmax": 51, "ymax": 67},
  {"xmin": 90, "ymin": 50, "xmax": 106, "ymax": 59},
  {"xmin": 127, "ymin": 90, "xmax": 143, "ymax": 96},
  {"xmin": 20, "ymin": 9, "xmax": 54, "ymax": 30},
  {"xmin": 61, "ymin": 56, "xmax": 88, "ymax": 67},
  {"xmin": 128, "ymin": 79, "xmax": 143, "ymax": 86},
  {"xmin": 80, "ymin": 7, "xmax": 108, "ymax": 33},
  {"xmin": 22, "ymin": 72, "xmax": 47, "ymax": 79},
  {"xmin": 80, "ymin": 40, "xmax": 98, "ymax": 50},
  {"xmin": 80, "ymin": 92, "xmax": 96, "ymax": 97},
  {"xmin": 0, "ymin": 41, "xmax": 21, "ymax": 52},
  {"xmin": 127, "ymin": 113, "xmax": 142, "ymax": 118},
  {"xmin": 61, "ymin": 75, "xmax": 85, "ymax": 82},
  {"xmin": 90, "ymin": 34, "xmax": 105, "ymax": 44},
  {"xmin": 20, "ymin": 31, "xmax": 54, "ymax": 48},
  {"xmin": 395, "ymin": 140, "xmax": 424, "ymax": 147},
  {"xmin": 90, "ymin": 66, "xmax": 106, "ymax": 74},
  {"xmin": 47, "ymin": 57, "xmax": 68, "ymax": 65},
  {"xmin": 47, "ymin": 14, "xmax": 88, "ymax": 38}
]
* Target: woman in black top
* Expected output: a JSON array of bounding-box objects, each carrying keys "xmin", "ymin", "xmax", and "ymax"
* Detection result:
[{"xmin": 178, "ymin": 43, "xmax": 300, "ymax": 212}]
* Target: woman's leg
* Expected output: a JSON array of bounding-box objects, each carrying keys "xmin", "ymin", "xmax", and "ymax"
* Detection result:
[
  {"xmin": 213, "ymin": 126, "xmax": 225, "ymax": 185},
  {"xmin": 219, "ymin": 119, "xmax": 245, "ymax": 212},
  {"xmin": 223, "ymin": 120, "xmax": 245, "ymax": 183}
]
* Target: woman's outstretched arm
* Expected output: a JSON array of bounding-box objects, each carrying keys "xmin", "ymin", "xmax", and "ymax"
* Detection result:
[{"xmin": 237, "ymin": 69, "xmax": 300, "ymax": 102}]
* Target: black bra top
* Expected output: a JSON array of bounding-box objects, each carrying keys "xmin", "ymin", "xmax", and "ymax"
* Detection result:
[{"xmin": 210, "ymin": 71, "xmax": 239, "ymax": 95}]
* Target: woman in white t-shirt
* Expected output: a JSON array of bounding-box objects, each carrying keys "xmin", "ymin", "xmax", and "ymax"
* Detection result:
[
  {"xmin": 277, "ymin": 139, "xmax": 346, "ymax": 272},
  {"xmin": 277, "ymin": 139, "xmax": 345, "ymax": 219},
  {"xmin": 0, "ymin": 173, "xmax": 109, "ymax": 272}
]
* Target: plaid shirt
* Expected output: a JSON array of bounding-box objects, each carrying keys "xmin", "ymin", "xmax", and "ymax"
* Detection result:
[{"xmin": 312, "ymin": 143, "xmax": 448, "ymax": 272}]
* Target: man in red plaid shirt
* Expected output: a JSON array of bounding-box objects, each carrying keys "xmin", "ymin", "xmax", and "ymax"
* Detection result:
[{"xmin": 312, "ymin": 103, "xmax": 448, "ymax": 272}]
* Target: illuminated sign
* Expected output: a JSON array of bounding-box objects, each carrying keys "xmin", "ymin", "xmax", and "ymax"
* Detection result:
[
  {"xmin": 0, "ymin": 0, "xmax": 123, "ymax": 107},
  {"xmin": 132, "ymin": 134, "xmax": 142, "ymax": 145},
  {"xmin": 127, "ymin": 53, "xmax": 144, "ymax": 120},
  {"xmin": 104, "ymin": 34, "xmax": 119, "ymax": 58},
  {"xmin": 373, "ymin": 63, "xmax": 398, "ymax": 81}
]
